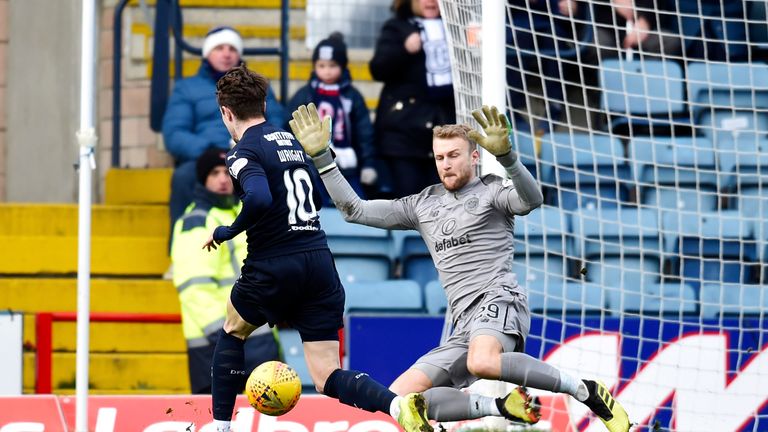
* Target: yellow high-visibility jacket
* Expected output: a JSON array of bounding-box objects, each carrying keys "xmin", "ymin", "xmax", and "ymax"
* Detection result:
[{"xmin": 171, "ymin": 192, "xmax": 252, "ymax": 348}]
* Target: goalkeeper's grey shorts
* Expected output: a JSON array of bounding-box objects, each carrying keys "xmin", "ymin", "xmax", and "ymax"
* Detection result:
[{"xmin": 411, "ymin": 289, "xmax": 531, "ymax": 389}]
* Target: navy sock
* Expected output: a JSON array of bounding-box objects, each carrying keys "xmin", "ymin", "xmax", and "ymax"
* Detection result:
[
  {"xmin": 212, "ymin": 330, "xmax": 246, "ymax": 421},
  {"xmin": 322, "ymin": 369, "xmax": 397, "ymax": 413}
]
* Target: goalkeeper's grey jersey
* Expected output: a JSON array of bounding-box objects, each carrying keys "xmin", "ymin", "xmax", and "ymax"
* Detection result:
[{"xmin": 323, "ymin": 169, "xmax": 539, "ymax": 322}]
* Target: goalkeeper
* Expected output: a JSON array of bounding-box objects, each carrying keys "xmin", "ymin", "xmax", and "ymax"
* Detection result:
[{"xmin": 289, "ymin": 103, "xmax": 631, "ymax": 432}]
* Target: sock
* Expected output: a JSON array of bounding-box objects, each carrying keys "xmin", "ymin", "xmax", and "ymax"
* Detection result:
[
  {"xmin": 212, "ymin": 330, "xmax": 246, "ymax": 421},
  {"xmin": 500, "ymin": 352, "xmax": 568, "ymax": 394},
  {"xmin": 560, "ymin": 371, "xmax": 589, "ymax": 401},
  {"xmin": 323, "ymin": 369, "xmax": 397, "ymax": 413},
  {"xmin": 214, "ymin": 419, "xmax": 231, "ymax": 432},
  {"xmin": 389, "ymin": 396, "xmax": 402, "ymax": 419},
  {"xmin": 422, "ymin": 387, "xmax": 501, "ymax": 421}
]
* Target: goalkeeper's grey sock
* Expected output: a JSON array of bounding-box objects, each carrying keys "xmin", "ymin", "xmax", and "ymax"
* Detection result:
[
  {"xmin": 500, "ymin": 352, "xmax": 583, "ymax": 397},
  {"xmin": 214, "ymin": 420, "xmax": 231, "ymax": 432},
  {"xmin": 423, "ymin": 387, "xmax": 500, "ymax": 421}
]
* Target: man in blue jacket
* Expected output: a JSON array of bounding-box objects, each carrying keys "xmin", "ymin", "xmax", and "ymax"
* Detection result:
[{"xmin": 162, "ymin": 26, "xmax": 286, "ymax": 230}]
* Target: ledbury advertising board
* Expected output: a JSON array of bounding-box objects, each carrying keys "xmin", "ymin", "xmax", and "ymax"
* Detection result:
[
  {"xmin": 0, "ymin": 394, "xmax": 397, "ymax": 432},
  {"xmin": 0, "ymin": 316, "xmax": 765, "ymax": 431}
]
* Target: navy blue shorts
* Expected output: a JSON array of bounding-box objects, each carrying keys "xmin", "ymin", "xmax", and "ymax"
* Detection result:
[{"xmin": 230, "ymin": 248, "xmax": 345, "ymax": 342}]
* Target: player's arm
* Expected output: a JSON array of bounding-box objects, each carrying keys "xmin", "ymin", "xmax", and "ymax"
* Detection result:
[
  {"xmin": 468, "ymin": 106, "xmax": 543, "ymax": 215},
  {"xmin": 289, "ymin": 103, "xmax": 418, "ymax": 230},
  {"xmin": 204, "ymin": 157, "xmax": 272, "ymax": 250}
]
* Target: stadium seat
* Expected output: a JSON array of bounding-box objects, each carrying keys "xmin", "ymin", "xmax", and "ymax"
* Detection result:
[
  {"xmin": 396, "ymin": 231, "xmax": 438, "ymax": 288},
  {"xmin": 539, "ymin": 133, "xmax": 630, "ymax": 210},
  {"xmin": 320, "ymin": 208, "xmax": 393, "ymax": 283},
  {"xmin": 528, "ymin": 280, "xmax": 604, "ymax": 316},
  {"xmin": 686, "ymin": 62, "xmax": 768, "ymax": 120},
  {"xmin": 723, "ymin": 134, "xmax": 768, "ymax": 210},
  {"xmin": 599, "ymin": 58, "xmax": 688, "ymax": 134},
  {"xmin": 631, "ymin": 136, "xmax": 719, "ymax": 212},
  {"xmin": 700, "ymin": 283, "xmax": 767, "ymax": 318},
  {"xmin": 663, "ymin": 211, "xmax": 759, "ymax": 290},
  {"xmin": 572, "ymin": 207, "xmax": 662, "ymax": 299},
  {"xmin": 424, "ymin": 280, "xmax": 448, "ymax": 315},
  {"xmin": 513, "ymin": 206, "xmax": 572, "ymax": 287},
  {"xmin": 277, "ymin": 329, "xmax": 315, "ymax": 391},
  {"xmin": 512, "ymin": 131, "xmax": 539, "ymax": 179},
  {"xmin": 608, "ymin": 282, "xmax": 697, "ymax": 316},
  {"xmin": 344, "ymin": 280, "xmax": 424, "ymax": 314},
  {"xmin": 697, "ymin": 111, "xmax": 768, "ymax": 175}
]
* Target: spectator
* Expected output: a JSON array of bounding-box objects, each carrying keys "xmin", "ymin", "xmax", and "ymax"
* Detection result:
[
  {"xmin": 507, "ymin": 0, "xmax": 579, "ymax": 133},
  {"xmin": 171, "ymin": 148, "xmax": 280, "ymax": 394},
  {"xmin": 676, "ymin": 0, "xmax": 748, "ymax": 62},
  {"xmin": 369, "ymin": 0, "xmax": 455, "ymax": 198},
  {"xmin": 162, "ymin": 26, "xmax": 286, "ymax": 231},
  {"xmin": 586, "ymin": 0, "xmax": 682, "ymax": 61},
  {"xmin": 286, "ymin": 32, "xmax": 376, "ymax": 205}
]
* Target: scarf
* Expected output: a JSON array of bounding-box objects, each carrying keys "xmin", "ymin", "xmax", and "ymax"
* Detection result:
[
  {"xmin": 413, "ymin": 17, "xmax": 453, "ymax": 99},
  {"xmin": 310, "ymin": 72, "xmax": 357, "ymax": 170}
]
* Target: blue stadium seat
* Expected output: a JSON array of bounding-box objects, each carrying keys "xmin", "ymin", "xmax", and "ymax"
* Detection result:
[
  {"xmin": 527, "ymin": 280, "xmax": 604, "ymax": 316},
  {"xmin": 512, "ymin": 131, "xmax": 539, "ymax": 179},
  {"xmin": 700, "ymin": 283, "xmax": 767, "ymax": 318},
  {"xmin": 599, "ymin": 58, "xmax": 688, "ymax": 134},
  {"xmin": 345, "ymin": 280, "xmax": 424, "ymax": 314},
  {"xmin": 539, "ymin": 133, "xmax": 629, "ymax": 210},
  {"xmin": 277, "ymin": 329, "xmax": 315, "ymax": 391},
  {"xmin": 513, "ymin": 206, "xmax": 572, "ymax": 286},
  {"xmin": 686, "ymin": 62, "xmax": 768, "ymax": 120},
  {"xmin": 396, "ymin": 231, "xmax": 438, "ymax": 288},
  {"xmin": 631, "ymin": 136, "xmax": 719, "ymax": 212},
  {"xmin": 663, "ymin": 211, "xmax": 759, "ymax": 290},
  {"xmin": 320, "ymin": 208, "xmax": 393, "ymax": 283},
  {"xmin": 607, "ymin": 282, "xmax": 697, "ymax": 316},
  {"xmin": 697, "ymin": 111, "xmax": 768, "ymax": 175},
  {"xmin": 572, "ymin": 207, "xmax": 662, "ymax": 297},
  {"xmin": 424, "ymin": 280, "xmax": 448, "ymax": 315},
  {"xmin": 720, "ymin": 138, "xmax": 768, "ymax": 219}
]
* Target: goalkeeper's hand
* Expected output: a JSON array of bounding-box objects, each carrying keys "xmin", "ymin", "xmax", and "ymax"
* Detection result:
[
  {"xmin": 468, "ymin": 105, "xmax": 517, "ymax": 163},
  {"xmin": 289, "ymin": 103, "xmax": 332, "ymax": 157}
]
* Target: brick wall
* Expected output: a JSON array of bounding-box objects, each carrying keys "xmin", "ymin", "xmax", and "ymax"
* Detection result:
[{"xmin": 98, "ymin": 1, "xmax": 172, "ymax": 201}]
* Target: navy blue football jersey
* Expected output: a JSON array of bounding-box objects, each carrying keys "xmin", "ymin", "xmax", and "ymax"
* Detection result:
[{"xmin": 225, "ymin": 122, "xmax": 328, "ymax": 259}]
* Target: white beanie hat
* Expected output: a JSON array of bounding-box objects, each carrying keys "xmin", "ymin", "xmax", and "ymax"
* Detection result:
[{"xmin": 202, "ymin": 26, "xmax": 243, "ymax": 58}]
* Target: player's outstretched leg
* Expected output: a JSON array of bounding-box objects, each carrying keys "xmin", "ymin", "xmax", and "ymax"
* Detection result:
[
  {"xmin": 581, "ymin": 380, "xmax": 631, "ymax": 432},
  {"xmin": 322, "ymin": 369, "xmax": 433, "ymax": 432},
  {"xmin": 397, "ymin": 393, "xmax": 433, "ymax": 432},
  {"xmin": 496, "ymin": 386, "xmax": 541, "ymax": 424}
]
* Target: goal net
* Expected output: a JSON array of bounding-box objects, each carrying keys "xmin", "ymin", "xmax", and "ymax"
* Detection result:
[{"xmin": 439, "ymin": 1, "xmax": 768, "ymax": 431}]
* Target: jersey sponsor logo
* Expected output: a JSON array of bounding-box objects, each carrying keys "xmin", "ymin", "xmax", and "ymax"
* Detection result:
[
  {"xmin": 441, "ymin": 219, "xmax": 457, "ymax": 235},
  {"xmin": 435, "ymin": 233, "xmax": 471, "ymax": 252},
  {"xmin": 229, "ymin": 158, "xmax": 248, "ymax": 179},
  {"xmin": 277, "ymin": 149, "xmax": 306, "ymax": 163},
  {"xmin": 290, "ymin": 224, "xmax": 319, "ymax": 231}
]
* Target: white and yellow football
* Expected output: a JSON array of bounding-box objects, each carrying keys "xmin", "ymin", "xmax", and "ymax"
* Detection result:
[{"xmin": 245, "ymin": 361, "xmax": 302, "ymax": 416}]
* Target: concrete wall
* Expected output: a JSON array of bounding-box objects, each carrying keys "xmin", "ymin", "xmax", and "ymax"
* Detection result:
[
  {"xmin": 0, "ymin": 1, "xmax": 8, "ymax": 201},
  {"xmin": 6, "ymin": 0, "xmax": 80, "ymax": 202}
]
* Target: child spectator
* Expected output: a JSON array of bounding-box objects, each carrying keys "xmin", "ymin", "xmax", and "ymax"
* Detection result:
[{"xmin": 286, "ymin": 32, "xmax": 376, "ymax": 204}]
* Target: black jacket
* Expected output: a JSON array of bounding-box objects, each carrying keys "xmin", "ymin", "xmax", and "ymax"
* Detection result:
[{"xmin": 369, "ymin": 17, "xmax": 456, "ymax": 159}]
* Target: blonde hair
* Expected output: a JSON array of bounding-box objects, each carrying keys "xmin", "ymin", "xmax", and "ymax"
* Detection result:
[{"xmin": 433, "ymin": 124, "xmax": 477, "ymax": 152}]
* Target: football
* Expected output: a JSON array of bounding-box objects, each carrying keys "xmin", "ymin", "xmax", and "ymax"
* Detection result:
[{"xmin": 245, "ymin": 361, "xmax": 302, "ymax": 416}]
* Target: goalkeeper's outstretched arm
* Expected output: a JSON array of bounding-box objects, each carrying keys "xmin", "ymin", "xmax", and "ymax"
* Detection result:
[
  {"xmin": 289, "ymin": 104, "xmax": 417, "ymax": 230},
  {"xmin": 469, "ymin": 105, "xmax": 543, "ymax": 215}
]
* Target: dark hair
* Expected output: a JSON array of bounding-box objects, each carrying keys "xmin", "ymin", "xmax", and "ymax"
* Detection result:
[
  {"xmin": 216, "ymin": 64, "xmax": 267, "ymax": 120},
  {"xmin": 391, "ymin": 0, "xmax": 415, "ymax": 18}
]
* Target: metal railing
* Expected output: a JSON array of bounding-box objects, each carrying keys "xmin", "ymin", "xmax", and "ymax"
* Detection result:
[
  {"xmin": 35, "ymin": 311, "xmax": 182, "ymax": 394},
  {"xmin": 111, "ymin": 0, "xmax": 290, "ymax": 167}
]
